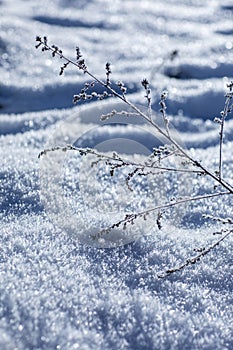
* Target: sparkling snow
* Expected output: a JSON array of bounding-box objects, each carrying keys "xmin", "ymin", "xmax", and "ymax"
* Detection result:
[{"xmin": 0, "ymin": 0, "xmax": 233, "ymax": 349}]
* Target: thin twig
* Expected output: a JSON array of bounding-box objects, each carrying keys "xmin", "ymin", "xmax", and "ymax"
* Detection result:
[
  {"xmin": 157, "ymin": 229, "xmax": 232, "ymax": 278},
  {"xmin": 36, "ymin": 36, "xmax": 233, "ymax": 276},
  {"xmin": 38, "ymin": 144, "xmax": 205, "ymax": 175},
  {"xmin": 218, "ymin": 82, "xmax": 233, "ymax": 180},
  {"xmin": 35, "ymin": 36, "xmax": 233, "ymax": 194},
  {"xmin": 91, "ymin": 191, "xmax": 231, "ymax": 240},
  {"xmin": 160, "ymin": 90, "xmax": 170, "ymax": 136}
]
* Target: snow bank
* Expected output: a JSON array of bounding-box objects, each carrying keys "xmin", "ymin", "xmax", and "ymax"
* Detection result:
[{"xmin": 0, "ymin": 0, "xmax": 232, "ymax": 349}]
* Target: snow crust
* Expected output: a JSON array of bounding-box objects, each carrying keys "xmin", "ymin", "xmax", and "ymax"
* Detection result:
[{"xmin": 0, "ymin": 0, "xmax": 233, "ymax": 349}]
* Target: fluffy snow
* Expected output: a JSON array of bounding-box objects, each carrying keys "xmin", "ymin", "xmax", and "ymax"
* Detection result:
[{"xmin": 0, "ymin": 0, "xmax": 233, "ymax": 349}]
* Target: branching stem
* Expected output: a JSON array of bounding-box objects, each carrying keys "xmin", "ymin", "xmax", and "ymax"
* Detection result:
[
  {"xmin": 35, "ymin": 36, "xmax": 233, "ymax": 194},
  {"xmin": 158, "ymin": 229, "xmax": 232, "ymax": 278},
  {"xmin": 36, "ymin": 36, "xmax": 233, "ymax": 275},
  {"xmin": 218, "ymin": 84, "xmax": 233, "ymax": 180},
  {"xmin": 92, "ymin": 191, "xmax": 231, "ymax": 240}
]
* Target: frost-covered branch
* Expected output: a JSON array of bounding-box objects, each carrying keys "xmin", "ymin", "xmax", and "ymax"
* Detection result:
[
  {"xmin": 35, "ymin": 36, "xmax": 233, "ymax": 194},
  {"xmin": 90, "ymin": 191, "xmax": 231, "ymax": 241},
  {"xmin": 216, "ymin": 81, "xmax": 233, "ymax": 180},
  {"xmin": 36, "ymin": 36, "xmax": 233, "ymax": 276},
  {"xmin": 158, "ymin": 229, "xmax": 232, "ymax": 278}
]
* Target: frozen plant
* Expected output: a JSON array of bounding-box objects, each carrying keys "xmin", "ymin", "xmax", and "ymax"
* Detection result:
[{"xmin": 36, "ymin": 36, "xmax": 233, "ymax": 277}]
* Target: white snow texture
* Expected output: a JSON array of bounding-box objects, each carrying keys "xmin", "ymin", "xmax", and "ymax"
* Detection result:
[{"xmin": 0, "ymin": 0, "xmax": 233, "ymax": 349}]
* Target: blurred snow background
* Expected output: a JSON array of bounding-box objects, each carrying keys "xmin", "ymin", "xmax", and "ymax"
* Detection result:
[{"xmin": 0, "ymin": 0, "xmax": 233, "ymax": 349}]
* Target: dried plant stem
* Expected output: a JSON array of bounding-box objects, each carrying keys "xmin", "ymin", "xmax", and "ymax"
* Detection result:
[
  {"xmin": 35, "ymin": 37, "xmax": 233, "ymax": 194},
  {"xmin": 158, "ymin": 229, "xmax": 232, "ymax": 278},
  {"xmin": 218, "ymin": 85, "xmax": 233, "ymax": 180},
  {"xmin": 36, "ymin": 36, "xmax": 233, "ymax": 276},
  {"xmin": 38, "ymin": 144, "xmax": 204, "ymax": 175},
  {"xmin": 159, "ymin": 91, "xmax": 170, "ymax": 136},
  {"xmin": 92, "ymin": 191, "xmax": 231, "ymax": 240}
]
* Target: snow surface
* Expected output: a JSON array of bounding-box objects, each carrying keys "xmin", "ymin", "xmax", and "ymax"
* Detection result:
[{"xmin": 0, "ymin": 0, "xmax": 233, "ymax": 349}]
